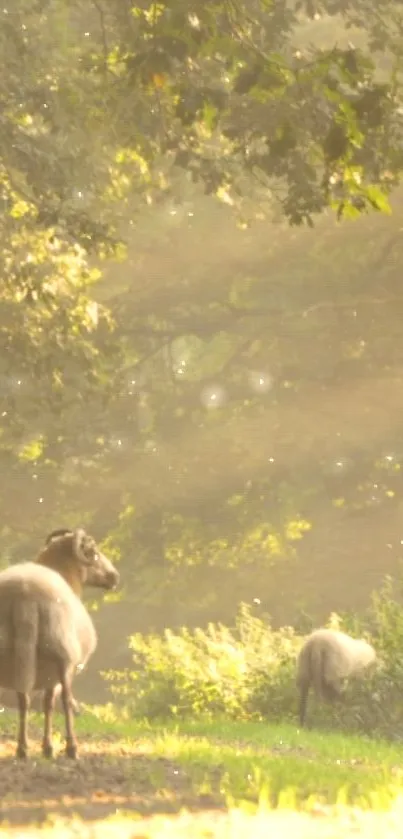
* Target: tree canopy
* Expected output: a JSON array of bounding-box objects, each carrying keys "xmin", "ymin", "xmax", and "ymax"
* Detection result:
[
  {"xmin": 2, "ymin": 1, "xmax": 403, "ymax": 653},
  {"xmin": 4, "ymin": 0, "xmax": 403, "ymax": 232}
]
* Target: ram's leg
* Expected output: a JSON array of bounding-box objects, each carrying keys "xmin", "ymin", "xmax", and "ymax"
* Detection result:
[
  {"xmin": 54, "ymin": 683, "xmax": 80, "ymax": 716},
  {"xmin": 42, "ymin": 687, "xmax": 57, "ymax": 758},
  {"xmin": 71, "ymin": 696, "xmax": 81, "ymax": 716},
  {"xmin": 59, "ymin": 670, "xmax": 78, "ymax": 759},
  {"xmin": 16, "ymin": 692, "xmax": 30, "ymax": 759}
]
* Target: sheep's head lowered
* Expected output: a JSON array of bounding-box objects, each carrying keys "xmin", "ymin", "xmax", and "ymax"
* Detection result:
[{"xmin": 37, "ymin": 527, "xmax": 120, "ymax": 595}]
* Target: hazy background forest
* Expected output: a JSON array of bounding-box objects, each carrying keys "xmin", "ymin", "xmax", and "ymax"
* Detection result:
[{"xmin": 3, "ymin": 0, "xmax": 403, "ymax": 706}]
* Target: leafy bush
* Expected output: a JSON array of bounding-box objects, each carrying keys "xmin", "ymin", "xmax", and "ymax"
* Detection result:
[
  {"xmin": 102, "ymin": 575, "xmax": 403, "ymax": 739},
  {"xmin": 102, "ymin": 603, "xmax": 301, "ymax": 721}
]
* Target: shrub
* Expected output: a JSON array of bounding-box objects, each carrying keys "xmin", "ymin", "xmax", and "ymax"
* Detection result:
[
  {"xmin": 102, "ymin": 603, "xmax": 301, "ymax": 721},
  {"xmin": 102, "ymin": 575, "xmax": 403, "ymax": 739}
]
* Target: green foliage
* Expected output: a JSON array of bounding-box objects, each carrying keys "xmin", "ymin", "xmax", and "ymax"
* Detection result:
[
  {"xmin": 102, "ymin": 603, "xmax": 301, "ymax": 720},
  {"xmin": 4, "ymin": 0, "xmax": 403, "ymax": 636},
  {"xmin": 3, "ymin": 0, "xmax": 403, "ymax": 241},
  {"xmin": 103, "ymin": 576, "xmax": 403, "ymax": 739}
]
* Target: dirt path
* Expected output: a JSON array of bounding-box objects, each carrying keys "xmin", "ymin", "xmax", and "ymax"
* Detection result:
[
  {"xmin": 0, "ymin": 731, "xmax": 222, "ymax": 826},
  {"xmin": 0, "ymin": 731, "xmax": 402, "ymax": 838}
]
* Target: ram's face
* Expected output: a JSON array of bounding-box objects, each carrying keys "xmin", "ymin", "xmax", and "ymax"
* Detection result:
[
  {"xmin": 43, "ymin": 527, "xmax": 120, "ymax": 592},
  {"xmin": 74, "ymin": 530, "xmax": 120, "ymax": 591}
]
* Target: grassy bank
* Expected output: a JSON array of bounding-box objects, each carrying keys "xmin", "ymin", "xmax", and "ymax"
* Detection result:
[{"xmin": 1, "ymin": 707, "xmax": 403, "ymax": 836}]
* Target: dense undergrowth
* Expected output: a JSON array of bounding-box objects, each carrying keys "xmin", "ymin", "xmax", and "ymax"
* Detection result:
[{"xmin": 102, "ymin": 574, "xmax": 403, "ymax": 740}]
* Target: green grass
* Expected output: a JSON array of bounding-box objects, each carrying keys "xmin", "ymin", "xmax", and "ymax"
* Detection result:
[
  {"xmin": 2, "ymin": 706, "xmax": 403, "ymax": 836},
  {"xmin": 81, "ymin": 709, "xmax": 403, "ymax": 806},
  {"xmin": 77, "ymin": 708, "xmax": 403, "ymax": 811}
]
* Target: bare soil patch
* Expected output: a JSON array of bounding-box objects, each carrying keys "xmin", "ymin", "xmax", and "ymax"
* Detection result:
[{"xmin": 0, "ymin": 730, "xmax": 222, "ymax": 826}]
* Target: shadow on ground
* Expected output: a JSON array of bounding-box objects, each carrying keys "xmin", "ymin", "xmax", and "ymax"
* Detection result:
[{"xmin": 0, "ymin": 728, "xmax": 224, "ymax": 826}]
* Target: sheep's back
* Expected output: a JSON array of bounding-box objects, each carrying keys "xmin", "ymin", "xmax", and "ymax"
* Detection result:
[
  {"xmin": 300, "ymin": 629, "xmax": 375, "ymax": 682},
  {"xmin": 0, "ymin": 562, "xmax": 82, "ymax": 602}
]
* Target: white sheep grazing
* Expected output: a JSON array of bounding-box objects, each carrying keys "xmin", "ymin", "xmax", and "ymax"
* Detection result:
[{"xmin": 296, "ymin": 628, "xmax": 376, "ymax": 727}]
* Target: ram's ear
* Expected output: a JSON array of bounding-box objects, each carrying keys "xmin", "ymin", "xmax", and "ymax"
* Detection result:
[{"xmin": 45, "ymin": 528, "xmax": 74, "ymax": 546}]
